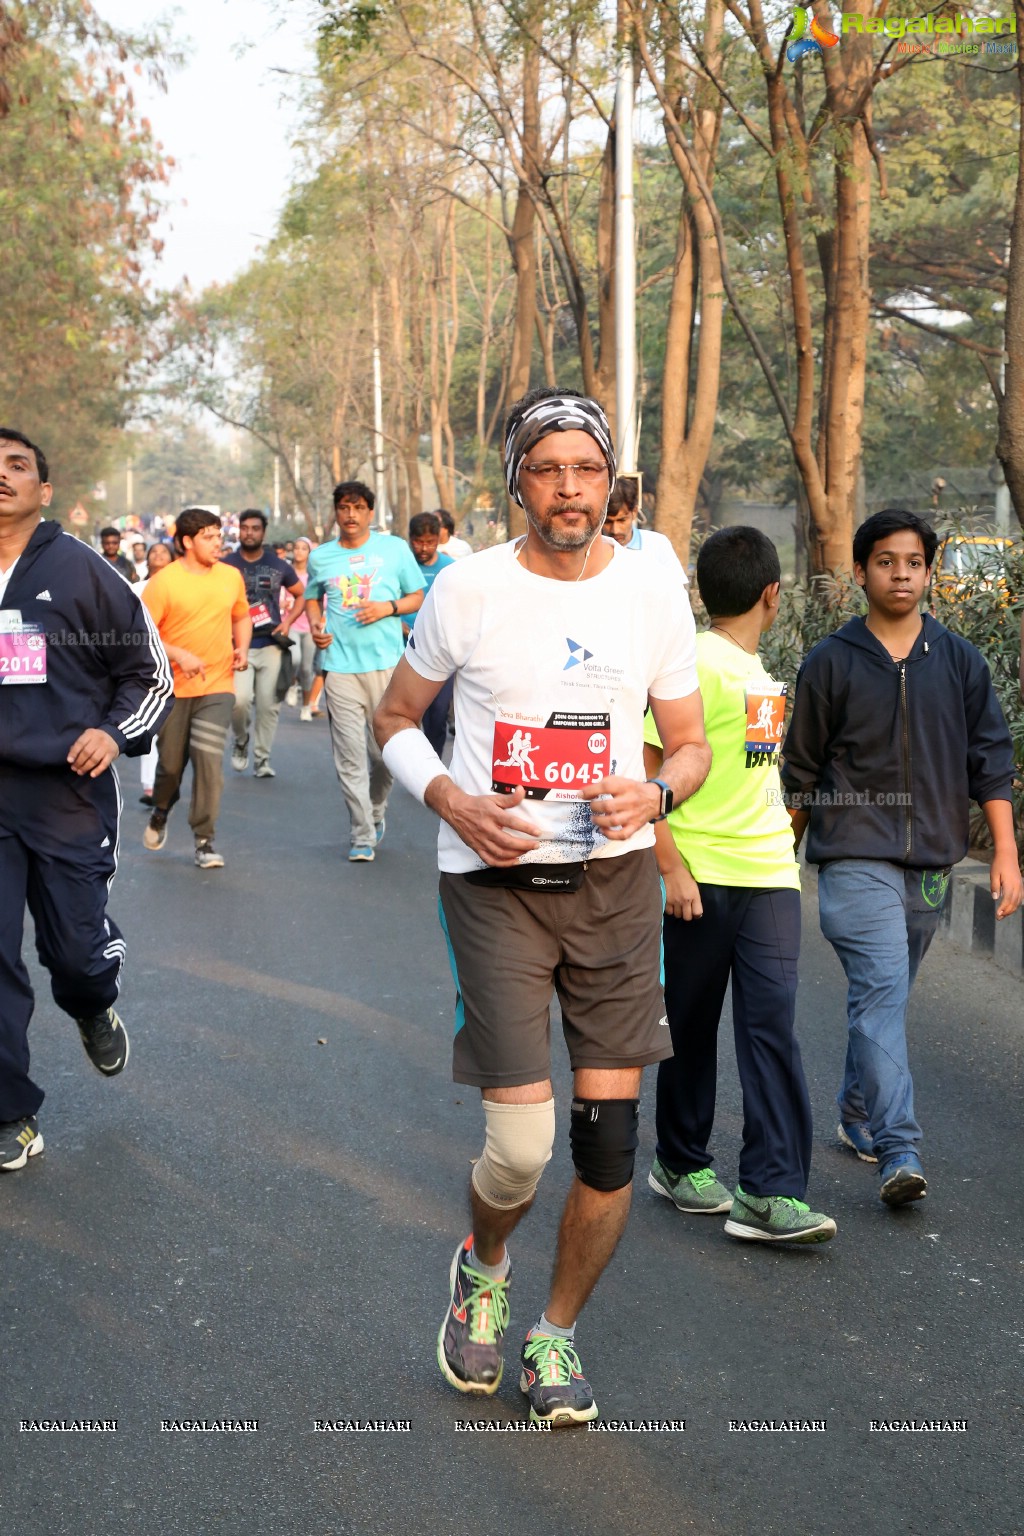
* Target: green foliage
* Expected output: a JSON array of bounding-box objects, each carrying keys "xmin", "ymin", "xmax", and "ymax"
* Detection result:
[
  {"xmin": 0, "ymin": 1, "xmax": 174, "ymax": 508},
  {"xmin": 933, "ymin": 544, "xmax": 1024, "ymax": 852}
]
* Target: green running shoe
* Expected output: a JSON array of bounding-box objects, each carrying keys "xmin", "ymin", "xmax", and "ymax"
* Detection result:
[
  {"xmin": 648, "ymin": 1157, "xmax": 732, "ymax": 1213},
  {"xmin": 724, "ymin": 1186, "xmax": 836, "ymax": 1245},
  {"xmin": 437, "ymin": 1236, "xmax": 511, "ymax": 1395},
  {"xmin": 519, "ymin": 1330, "xmax": 598, "ymax": 1427}
]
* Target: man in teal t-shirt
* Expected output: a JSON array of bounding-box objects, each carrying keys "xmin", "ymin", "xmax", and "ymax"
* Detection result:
[{"xmin": 306, "ymin": 481, "xmax": 423, "ymax": 861}]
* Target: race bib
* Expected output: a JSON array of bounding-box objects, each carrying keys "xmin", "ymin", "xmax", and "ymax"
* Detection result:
[
  {"xmin": 492, "ymin": 712, "xmax": 612, "ymax": 800},
  {"xmin": 0, "ymin": 611, "xmax": 47, "ymax": 685},
  {"xmin": 744, "ymin": 682, "xmax": 786, "ymax": 764},
  {"xmin": 249, "ymin": 601, "xmax": 274, "ymax": 629}
]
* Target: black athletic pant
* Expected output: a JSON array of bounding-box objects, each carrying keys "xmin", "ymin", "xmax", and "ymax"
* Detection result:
[
  {"xmin": 655, "ymin": 885, "xmax": 812, "ymax": 1199},
  {"xmin": 0, "ymin": 763, "xmax": 124, "ymax": 1122}
]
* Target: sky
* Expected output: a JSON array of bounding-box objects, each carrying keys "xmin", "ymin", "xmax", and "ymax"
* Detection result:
[{"xmin": 95, "ymin": 0, "xmax": 319, "ymax": 293}]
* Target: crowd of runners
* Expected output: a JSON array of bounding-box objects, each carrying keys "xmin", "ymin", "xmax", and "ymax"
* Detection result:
[{"xmin": 0, "ymin": 398, "xmax": 1021, "ymax": 1428}]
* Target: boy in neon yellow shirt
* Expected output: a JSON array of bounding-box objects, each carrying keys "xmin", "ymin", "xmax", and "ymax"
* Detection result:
[{"xmin": 644, "ymin": 526, "xmax": 836, "ymax": 1244}]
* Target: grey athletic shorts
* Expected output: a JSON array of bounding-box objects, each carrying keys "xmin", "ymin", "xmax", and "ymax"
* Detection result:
[{"xmin": 437, "ymin": 848, "xmax": 670, "ymax": 1087}]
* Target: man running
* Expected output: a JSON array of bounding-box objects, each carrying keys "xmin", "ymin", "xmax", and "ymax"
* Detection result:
[
  {"xmin": 142, "ymin": 509, "xmax": 251, "ymax": 869},
  {"xmin": 223, "ymin": 510, "xmax": 305, "ymax": 779},
  {"xmin": 99, "ymin": 526, "xmax": 139, "ymax": 583},
  {"xmin": 0, "ymin": 428, "xmax": 172, "ymax": 1172},
  {"xmin": 602, "ymin": 477, "xmax": 687, "ymax": 581},
  {"xmin": 305, "ymin": 480, "xmax": 423, "ymax": 863},
  {"xmin": 374, "ymin": 387, "xmax": 709, "ymax": 1425}
]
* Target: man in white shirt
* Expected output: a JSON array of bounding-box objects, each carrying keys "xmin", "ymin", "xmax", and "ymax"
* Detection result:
[
  {"xmin": 603, "ymin": 476, "xmax": 688, "ymax": 581},
  {"xmin": 374, "ymin": 387, "xmax": 709, "ymax": 1426},
  {"xmin": 436, "ymin": 508, "xmax": 472, "ymax": 559}
]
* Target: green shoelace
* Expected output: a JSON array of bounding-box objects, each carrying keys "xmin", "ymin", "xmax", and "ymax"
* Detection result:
[
  {"xmin": 523, "ymin": 1333, "xmax": 582, "ymax": 1386},
  {"xmin": 689, "ymin": 1168, "xmax": 720, "ymax": 1191},
  {"xmin": 461, "ymin": 1263, "xmax": 511, "ymax": 1345}
]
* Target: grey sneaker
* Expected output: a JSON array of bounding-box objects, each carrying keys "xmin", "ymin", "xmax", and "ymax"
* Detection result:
[
  {"xmin": 520, "ymin": 1330, "xmax": 598, "ymax": 1427},
  {"xmin": 648, "ymin": 1157, "xmax": 732, "ymax": 1213},
  {"xmin": 0, "ymin": 1116, "xmax": 44, "ymax": 1171},
  {"xmin": 437, "ymin": 1237, "xmax": 510, "ymax": 1395},
  {"xmin": 194, "ymin": 840, "xmax": 225, "ymax": 869},
  {"xmin": 254, "ymin": 761, "xmax": 276, "ymax": 779},
  {"xmin": 724, "ymin": 1186, "xmax": 836, "ymax": 1244}
]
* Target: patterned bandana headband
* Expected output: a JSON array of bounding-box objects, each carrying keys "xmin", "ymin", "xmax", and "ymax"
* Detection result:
[{"xmin": 504, "ymin": 394, "xmax": 616, "ymax": 507}]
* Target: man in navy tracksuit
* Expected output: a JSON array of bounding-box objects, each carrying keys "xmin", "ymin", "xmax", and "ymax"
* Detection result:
[
  {"xmin": 782, "ymin": 509, "xmax": 1021, "ymax": 1208},
  {"xmin": 0, "ymin": 429, "xmax": 173, "ymax": 1172}
]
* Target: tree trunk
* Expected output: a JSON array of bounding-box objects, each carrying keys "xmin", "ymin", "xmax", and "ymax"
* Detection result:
[
  {"xmin": 814, "ymin": 18, "xmax": 873, "ymax": 573},
  {"xmin": 997, "ymin": 0, "xmax": 1024, "ymax": 529},
  {"xmin": 593, "ymin": 124, "xmax": 617, "ymax": 435},
  {"xmin": 503, "ymin": 35, "xmax": 541, "ymax": 536},
  {"xmin": 652, "ymin": 0, "xmax": 725, "ymax": 561}
]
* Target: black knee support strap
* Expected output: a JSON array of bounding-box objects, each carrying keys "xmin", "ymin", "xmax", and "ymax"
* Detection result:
[{"xmin": 569, "ymin": 1098, "xmax": 640, "ymax": 1192}]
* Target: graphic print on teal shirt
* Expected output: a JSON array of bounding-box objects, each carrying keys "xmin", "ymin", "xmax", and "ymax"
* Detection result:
[{"xmin": 305, "ymin": 532, "xmax": 423, "ymax": 673}]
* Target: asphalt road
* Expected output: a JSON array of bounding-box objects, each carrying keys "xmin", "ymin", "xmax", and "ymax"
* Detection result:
[{"xmin": 2, "ymin": 710, "xmax": 1020, "ymax": 1536}]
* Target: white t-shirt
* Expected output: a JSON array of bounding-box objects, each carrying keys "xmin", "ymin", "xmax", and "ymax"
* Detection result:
[
  {"xmin": 0, "ymin": 557, "xmax": 19, "ymax": 604},
  {"xmin": 625, "ymin": 526, "xmax": 689, "ymax": 584},
  {"xmin": 405, "ymin": 538, "xmax": 699, "ymax": 873},
  {"xmin": 443, "ymin": 535, "xmax": 473, "ymax": 560}
]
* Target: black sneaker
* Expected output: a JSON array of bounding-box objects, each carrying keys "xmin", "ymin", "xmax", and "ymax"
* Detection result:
[
  {"xmin": 437, "ymin": 1236, "xmax": 510, "ymax": 1395},
  {"xmin": 0, "ymin": 1116, "xmax": 44, "ymax": 1171},
  {"xmin": 194, "ymin": 840, "xmax": 225, "ymax": 869},
  {"xmin": 143, "ymin": 808, "xmax": 169, "ymax": 850},
  {"xmin": 519, "ymin": 1330, "xmax": 599, "ymax": 1426},
  {"xmin": 76, "ymin": 1008, "xmax": 130, "ymax": 1076}
]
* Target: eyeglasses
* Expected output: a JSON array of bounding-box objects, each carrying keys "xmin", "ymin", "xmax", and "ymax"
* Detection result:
[{"xmin": 522, "ymin": 462, "xmax": 607, "ymax": 484}]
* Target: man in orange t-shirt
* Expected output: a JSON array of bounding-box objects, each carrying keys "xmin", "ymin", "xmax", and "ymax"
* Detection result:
[{"xmin": 141, "ymin": 509, "xmax": 251, "ymax": 869}]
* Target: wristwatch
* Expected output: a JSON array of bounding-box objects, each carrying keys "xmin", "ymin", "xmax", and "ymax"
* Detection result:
[
  {"xmin": 648, "ymin": 777, "xmax": 673, "ymax": 822},
  {"xmin": 390, "ymin": 599, "xmax": 399, "ymax": 616}
]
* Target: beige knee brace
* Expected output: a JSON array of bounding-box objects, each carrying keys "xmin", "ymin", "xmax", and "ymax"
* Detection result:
[{"xmin": 471, "ymin": 1098, "xmax": 556, "ymax": 1210}]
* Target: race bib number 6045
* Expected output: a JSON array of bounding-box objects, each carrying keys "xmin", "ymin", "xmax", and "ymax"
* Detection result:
[{"xmin": 491, "ymin": 712, "xmax": 612, "ymax": 800}]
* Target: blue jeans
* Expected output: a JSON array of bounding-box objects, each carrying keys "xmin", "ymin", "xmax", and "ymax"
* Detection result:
[{"xmin": 818, "ymin": 860, "xmax": 948, "ymax": 1166}]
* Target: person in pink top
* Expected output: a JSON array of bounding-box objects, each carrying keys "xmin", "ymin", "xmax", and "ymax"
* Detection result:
[{"xmin": 280, "ymin": 536, "xmax": 318, "ymax": 721}]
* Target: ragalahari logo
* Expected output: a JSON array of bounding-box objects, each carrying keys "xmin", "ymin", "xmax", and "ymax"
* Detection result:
[{"xmin": 786, "ymin": 5, "xmax": 840, "ymax": 61}]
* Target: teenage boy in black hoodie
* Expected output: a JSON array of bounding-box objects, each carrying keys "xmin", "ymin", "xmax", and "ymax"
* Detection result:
[
  {"xmin": 782, "ymin": 510, "xmax": 1021, "ymax": 1207},
  {"xmin": 0, "ymin": 429, "xmax": 172, "ymax": 1172}
]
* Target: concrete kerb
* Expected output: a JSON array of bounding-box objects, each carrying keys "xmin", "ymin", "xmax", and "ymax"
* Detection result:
[{"xmin": 937, "ymin": 855, "xmax": 1024, "ymax": 978}]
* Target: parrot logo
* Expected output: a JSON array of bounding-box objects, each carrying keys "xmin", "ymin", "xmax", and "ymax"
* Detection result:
[{"xmin": 786, "ymin": 5, "xmax": 840, "ymax": 61}]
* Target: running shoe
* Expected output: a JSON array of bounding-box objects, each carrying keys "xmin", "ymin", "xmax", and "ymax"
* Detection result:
[
  {"xmin": 838, "ymin": 1121, "xmax": 877, "ymax": 1164},
  {"xmin": 139, "ymin": 792, "xmax": 154, "ymax": 807},
  {"xmin": 519, "ymin": 1330, "xmax": 598, "ymax": 1427},
  {"xmin": 879, "ymin": 1152, "xmax": 927, "ymax": 1207},
  {"xmin": 254, "ymin": 762, "xmax": 276, "ymax": 779},
  {"xmin": 0, "ymin": 1116, "xmax": 44, "ymax": 1172},
  {"xmin": 724, "ymin": 1186, "xmax": 836, "ymax": 1244},
  {"xmin": 76, "ymin": 1008, "xmax": 130, "ymax": 1076},
  {"xmin": 437, "ymin": 1236, "xmax": 511, "ymax": 1395},
  {"xmin": 348, "ymin": 846, "xmax": 375, "ymax": 862},
  {"xmin": 194, "ymin": 840, "xmax": 225, "ymax": 869},
  {"xmin": 285, "ymin": 684, "xmax": 299, "ymax": 708},
  {"xmin": 648, "ymin": 1157, "xmax": 732, "ymax": 1213},
  {"xmin": 143, "ymin": 808, "xmax": 169, "ymax": 850},
  {"xmin": 231, "ymin": 745, "xmax": 248, "ymax": 772},
  {"xmin": 374, "ymin": 817, "xmax": 386, "ymax": 846},
  {"xmin": 299, "ymin": 706, "xmax": 312, "ymax": 722}
]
